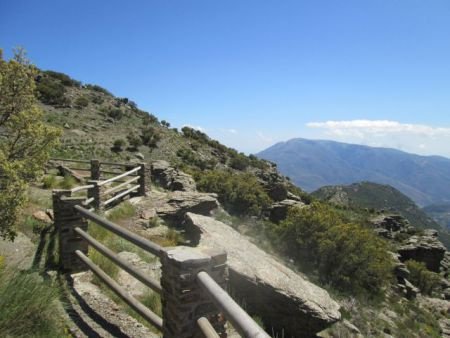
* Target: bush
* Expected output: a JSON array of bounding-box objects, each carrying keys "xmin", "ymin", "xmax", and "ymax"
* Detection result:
[
  {"xmin": 86, "ymin": 84, "xmax": 112, "ymax": 96},
  {"xmin": 141, "ymin": 127, "xmax": 161, "ymax": 148},
  {"xmin": 112, "ymin": 139, "xmax": 126, "ymax": 152},
  {"xmin": 36, "ymin": 76, "xmax": 69, "ymax": 106},
  {"xmin": 74, "ymin": 95, "xmax": 89, "ymax": 109},
  {"xmin": 194, "ymin": 170, "xmax": 271, "ymax": 216},
  {"xmin": 0, "ymin": 269, "xmax": 64, "ymax": 336},
  {"xmin": 405, "ymin": 260, "xmax": 441, "ymax": 295},
  {"xmin": 108, "ymin": 108, "xmax": 123, "ymax": 120},
  {"xmin": 229, "ymin": 153, "xmax": 250, "ymax": 171},
  {"xmin": 273, "ymin": 202, "xmax": 393, "ymax": 295},
  {"xmin": 127, "ymin": 134, "xmax": 143, "ymax": 150},
  {"xmin": 60, "ymin": 175, "xmax": 76, "ymax": 189},
  {"xmin": 44, "ymin": 70, "xmax": 80, "ymax": 87},
  {"xmin": 42, "ymin": 174, "xmax": 57, "ymax": 189}
]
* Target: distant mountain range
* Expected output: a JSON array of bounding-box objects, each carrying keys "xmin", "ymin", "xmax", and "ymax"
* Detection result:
[{"xmin": 257, "ymin": 138, "xmax": 450, "ymax": 207}]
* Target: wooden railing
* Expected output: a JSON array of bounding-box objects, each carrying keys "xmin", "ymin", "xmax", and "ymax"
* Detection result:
[
  {"xmin": 53, "ymin": 162, "xmax": 269, "ymax": 338},
  {"xmin": 50, "ymin": 158, "xmax": 146, "ymax": 210}
]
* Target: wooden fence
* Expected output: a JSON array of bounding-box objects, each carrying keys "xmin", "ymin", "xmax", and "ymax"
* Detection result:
[{"xmin": 52, "ymin": 159, "xmax": 269, "ymax": 338}]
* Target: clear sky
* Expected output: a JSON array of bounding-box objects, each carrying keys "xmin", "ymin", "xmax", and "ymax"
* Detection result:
[{"xmin": 2, "ymin": 1, "xmax": 450, "ymax": 157}]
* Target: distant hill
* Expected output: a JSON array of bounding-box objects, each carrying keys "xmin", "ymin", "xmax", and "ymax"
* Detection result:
[
  {"xmin": 257, "ymin": 138, "xmax": 450, "ymax": 207},
  {"xmin": 312, "ymin": 182, "xmax": 450, "ymax": 248},
  {"xmin": 423, "ymin": 203, "xmax": 450, "ymax": 230}
]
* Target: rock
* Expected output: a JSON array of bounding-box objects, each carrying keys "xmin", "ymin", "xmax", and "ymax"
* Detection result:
[
  {"xmin": 140, "ymin": 209, "xmax": 157, "ymax": 220},
  {"xmin": 63, "ymin": 122, "xmax": 70, "ymax": 129},
  {"xmin": 342, "ymin": 319, "xmax": 361, "ymax": 334},
  {"xmin": 403, "ymin": 278, "xmax": 419, "ymax": 299},
  {"xmin": 184, "ymin": 213, "xmax": 341, "ymax": 337},
  {"xmin": 135, "ymin": 152, "xmax": 145, "ymax": 160},
  {"xmin": 287, "ymin": 191, "xmax": 303, "ymax": 201},
  {"xmin": 69, "ymin": 129, "xmax": 87, "ymax": 137},
  {"xmin": 153, "ymin": 191, "xmax": 219, "ymax": 223},
  {"xmin": 151, "ymin": 160, "xmax": 196, "ymax": 192},
  {"xmin": 390, "ymin": 252, "xmax": 410, "ymax": 280},
  {"xmin": 266, "ymin": 183, "xmax": 288, "ymax": 201},
  {"xmin": 116, "ymin": 252, "xmax": 161, "ymax": 298},
  {"xmin": 268, "ymin": 199, "xmax": 305, "ymax": 223},
  {"xmin": 398, "ymin": 231, "xmax": 446, "ymax": 272},
  {"xmin": 32, "ymin": 210, "xmax": 52, "ymax": 224},
  {"xmin": 369, "ymin": 214, "xmax": 409, "ymax": 239}
]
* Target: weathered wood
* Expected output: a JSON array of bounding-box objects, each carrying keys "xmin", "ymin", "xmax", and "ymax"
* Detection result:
[{"xmin": 98, "ymin": 166, "xmax": 141, "ymax": 186}]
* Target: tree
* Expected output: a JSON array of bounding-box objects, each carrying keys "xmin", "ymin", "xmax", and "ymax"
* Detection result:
[{"xmin": 0, "ymin": 48, "xmax": 61, "ymax": 240}]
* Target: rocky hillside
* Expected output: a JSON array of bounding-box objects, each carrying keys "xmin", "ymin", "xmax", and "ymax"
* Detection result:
[
  {"xmin": 312, "ymin": 182, "xmax": 450, "ymax": 249},
  {"xmin": 257, "ymin": 137, "xmax": 450, "ymax": 207},
  {"xmin": 424, "ymin": 203, "xmax": 450, "ymax": 230}
]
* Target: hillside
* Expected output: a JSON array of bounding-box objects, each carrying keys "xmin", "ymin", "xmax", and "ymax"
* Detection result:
[
  {"xmin": 257, "ymin": 138, "xmax": 450, "ymax": 207},
  {"xmin": 423, "ymin": 203, "xmax": 450, "ymax": 230},
  {"xmin": 312, "ymin": 182, "xmax": 450, "ymax": 248}
]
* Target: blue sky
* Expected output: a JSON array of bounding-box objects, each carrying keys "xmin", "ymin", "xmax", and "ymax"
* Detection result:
[{"xmin": 2, "ymin": 1, "xmax": 450, "ymax": 157}]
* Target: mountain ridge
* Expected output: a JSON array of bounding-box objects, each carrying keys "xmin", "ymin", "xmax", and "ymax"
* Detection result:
[{"xmin": 258, "ymin": 137, "xmax": 450, "ymax": 207}]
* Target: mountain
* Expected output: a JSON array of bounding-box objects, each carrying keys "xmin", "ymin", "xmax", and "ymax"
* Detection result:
[
  {"xmin": 423, "ymin": 203, "xmax": 450, "ymax": 230},
  {"xmin": 258, "ymin": 138, "xmax": 450, "ymax": 207}
]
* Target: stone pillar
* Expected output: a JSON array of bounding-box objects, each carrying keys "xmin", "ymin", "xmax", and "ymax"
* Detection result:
[
  {"xmin": 53, "ymin": 190, "xmax": 89, "ymax": 272},
  {"xmin": 137, "ymin": 162, "xmax": 146, "ymax": 196},
  {"xmin": 161, "ymin": 246, "xmax": 228, "ymax": 338},
  {"xmin": 90, "ymin": 159, "xmax": 101, "ymax": 180},
  {"xmin": 87, "ymin": 180, "xmax": 103, "ymax": 210}
]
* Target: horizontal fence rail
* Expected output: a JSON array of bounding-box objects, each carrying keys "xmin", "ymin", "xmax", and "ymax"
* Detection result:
[
  {"xmin": 98, "ymin": 166, "xmax": 141, "ymax": 187},
  {"xmin": 75, "ymin": 250, "xmax": 163, "ymax": 331},
  {"xmin": 74, "ymin": 205, "xmax": 164, "ymax": 257},
  {"xmin": 197, "ymin": 271, "xmax": 270, "ymax": 338}
]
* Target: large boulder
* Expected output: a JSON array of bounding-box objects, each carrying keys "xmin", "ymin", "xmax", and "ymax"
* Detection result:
[
  {"xmin": 268, "ymin": 199, "xmax": 305, "ymax": 223},
  {"xmin": 151, "ymin": 160, "xmax": 196, "ymax": 192},
  {"xmin": 398, "ymin": 229, "xmax": 446, "ymax": 272},
  {"xmin": 138, "ymin": 191, "xmax": 219, "ymax": 223},
  {"xmin": 184, "ymin": 213, "xmax": 341, "ymax": 337}
]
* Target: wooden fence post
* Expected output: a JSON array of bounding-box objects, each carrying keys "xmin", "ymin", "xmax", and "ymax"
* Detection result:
[
  {"xmin": 87, "ymin": 180, "xmax": 103, "ymax": 211},
  {"xmin": 53, "ymin": 189, "xmax": 89, "ymax": 271},
  {"xmin": 161, "ymin": 246, "xmax": 228, "ymax": 338},
  {"xmin": 90, "ymin": 159, "xmax": 101, "ymax": 180},
  {"xmin": 137, "ymin": 162, "xmax": 146, "ymax": 196}
]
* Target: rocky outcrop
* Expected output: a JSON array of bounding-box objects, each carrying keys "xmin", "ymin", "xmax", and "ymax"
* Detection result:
[
  {"xmin": 184, "ymin": 212, "xmax": 341, "ymax": 337},
  {"xmin": 151, "ymin": 160, "xmax": 196, "ymax": 192},
  {"xmin": 137, "ymin": 190, "xmax": 219, "ymax": 224},
  {"xmin": 369, "ymin": 214, "xmax": 413, "ymax": 239},
  {"xmin": 398, "ymin": 230, "xmax": 446, "ymax": 273},
  {"xmin": 268, "ymin": 199, "xmax": 305, "ymax": 223}
]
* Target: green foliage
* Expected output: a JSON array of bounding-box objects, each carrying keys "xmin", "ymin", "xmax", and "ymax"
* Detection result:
[
  {"xmin": 112, "ymin": 139, "xmax": 126, "ymax": 152},
  {"xmin": 405, "ymin": 260, "xmax": 441, "ymax": 295},
  {"xmin": 141, "ymin": 126, "xmax": 161, "ymax": 148},
  {"xmin": 127, "ymin": 134, "xmax": 143, "ymax": 150},
  {"xmin": 273, "ymin": 202, "xmax": 393, "ymax": 295},
  {"xmin": 36, "ymin": 75, "xmax": 69, "ymax": 106},
  {"xmin": 108, "ymin": 108, "xmax": 123, "ymax": 120},
  {"xmin": 194, "ymin": 170, "xmax": 271, "ymax": 216},
  {"xmin": 0, "ymin": 48, "xmax": 61, "ymax": 239},
  {"xmin": 74, "ymin": 95, "xmax": 89, "ymax": 109},
  {"xmin": 177, "ymin": 148, "xmax": 216, "ymax": 170},
  {"xmin": 229, "ymin": 153, "xmax": 250, "ymax": 171},
  {"xmin": 143, "ymin": 113, "xmax": 158, "ymax": 125},
  {"xmin": 106, "ymin": 201, "xmax": 136, "ymax": 222},
  {"xmin": 44, "ymin": 70, "xmax": 80, "ymax": 87},
  {"xmin": 60, "ymin": 175, "xmax": 76, "ymax": 189},
  {"xmin": 42, "ymin": 174, "xmax": 58, "ymax": 189},
  {"xmin": 0, "ymin": 269, "xmax": 64, "ymax": 337},
  {"xmin": 86, "ymin": 83, "xmax": 112, "ymax": 96}
]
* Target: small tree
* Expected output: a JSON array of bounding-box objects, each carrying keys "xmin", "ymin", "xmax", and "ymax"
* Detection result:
[
  {"xmin": 0, "ymin": 48, "xmax": 61, "ymax": 239},
  {"xmin": 112, "ymin": 139, "xmax": 126, "ymax": 152}
]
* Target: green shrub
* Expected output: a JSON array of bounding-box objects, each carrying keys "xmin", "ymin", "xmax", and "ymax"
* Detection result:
[
  {"xmin": 0, "ymin": 269, "xmax": 64, "ymax": 337},
  {"xmin": 141, "ymin": 127, "xmax": 161, "ymax": 148},
  {"xmin": 86, "ymin": 84, "xmax": 112, "ymax": 96},
  {"xmin": 60, "ymin": 175, "xmax": 76, "ymax": 189},
  {"xmin": 42, "ymin": 174, "xmax": 57, "ymax": 189},
  {"xmin": 194, "ymin": 170, "xmax": 271, "ymax": 216},
  {"xmin": 405, "ymin": 260, "xmax": 441, "ymax": 295},
  {"xmin": 229, "ymin": 153, "xmax": 250, "ymax": 171},
  {"xmin": 273, "ymin": 202, "xmax": 393, "ymax": 295},
  {"xmin": 107, "ymin": 201, "xmax": 136, "ymax": 222},
  {"xmin": 112, "ymin": 139, "xmax": 126, "ymax": 152},
  {"xmin": 74, "ymin": 95, "xmax": 89, "ymax": 109},
  {"xmin": 108, "ymin": 108, "xmax": 123, "ymax": 120},
  {"xmin": 36, "ymin": 76, "xmax": 69, "ymax": 106},
  {"xmin": 127, "ymin": 134, "xmax": 143, "ymax": 150},
  {"xmin": 44, "ymin": 70, "xmax": 80, "ymax": 87}
]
